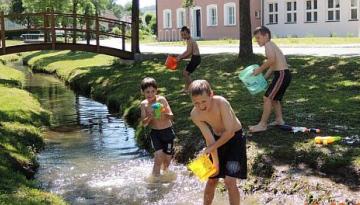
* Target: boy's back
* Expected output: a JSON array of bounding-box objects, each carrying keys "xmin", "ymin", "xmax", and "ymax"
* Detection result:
[{"xmin": 265, "ymin": 41, "xmax": 288, "ymax": 71}]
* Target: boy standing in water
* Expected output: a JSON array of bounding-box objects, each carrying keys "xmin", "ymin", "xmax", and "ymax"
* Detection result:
[
  {"xmin": 189, "ymin": 80, "xmax": 247, "ymax": 205},
  {"xmin": 140, "ymin": 77, "xmax": 176, "ymax": 177},
  {"xmin": 249, "ymin": 26, "xmax": 292, "ymax": 132},
  {"xmin": 176, "ymin": 26, "xmax": 201, "ymax": 93}
]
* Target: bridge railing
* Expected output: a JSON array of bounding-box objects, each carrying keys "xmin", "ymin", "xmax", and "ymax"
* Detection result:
[{"xmin": 0, "ymin": 10, "xmax": 132, "ymax": 55}]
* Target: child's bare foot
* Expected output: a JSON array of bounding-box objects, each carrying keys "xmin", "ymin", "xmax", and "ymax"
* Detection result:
[
  {"xmin": 269, "ymin": 120, "xmax": 285, "ymax": 126},
  {"xmin": 249, "ymin": 124, "xmax": 267, "ymax": 133}
]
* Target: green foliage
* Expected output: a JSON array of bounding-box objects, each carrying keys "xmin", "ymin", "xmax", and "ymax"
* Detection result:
[
  {"xmin": 182, "ymin": 0, "xmax": 194, "ymax": 8},
  {"xmin": 144, "ymin": 13, "xmax": 154, "ymax": 25}
]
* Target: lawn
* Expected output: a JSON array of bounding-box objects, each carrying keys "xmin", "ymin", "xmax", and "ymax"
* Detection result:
[
  {"xmin": 23, "ymin": 50, "xmax": 360, "ymax": 198},
  {"xmin": 0, "ymin": 62, "xmax": 66, "ymax": 205}
]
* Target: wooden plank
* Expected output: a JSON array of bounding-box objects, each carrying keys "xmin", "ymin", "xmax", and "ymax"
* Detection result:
[
  {"xmin": 86, "ymin": 15, "xmax": 90, "ymax": 45},
  {"xmin": 95, "ymin": 13, "xmax": 99, "ymax": 52},
  {"xmin": 0, "ymin": 12, "xmax": 5, "ymax": 54},
  {"xmin": 121, "ymin": 23, "xmax": 125, "ymax": 51},
  {"xmin": 2, "ymin": 43, "xmax": 134, "ymax": 59},
  {"xmin": 51, "ymin": 10, "xmax": 56, "ymax": 49}
]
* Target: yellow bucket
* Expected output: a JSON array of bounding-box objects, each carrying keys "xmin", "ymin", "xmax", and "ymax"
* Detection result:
[{"xmin": 187, "ymin": 154, "xmax": 217, "ymax": 181}]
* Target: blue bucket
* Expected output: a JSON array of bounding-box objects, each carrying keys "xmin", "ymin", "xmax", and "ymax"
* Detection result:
[{"xmin": 239, "ymin": 64, "xmax": 268, "ymax": 95}]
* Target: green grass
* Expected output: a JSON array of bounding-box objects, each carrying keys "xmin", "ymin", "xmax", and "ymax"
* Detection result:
[
  {"xmin": 145, "ymin": 37, "xmax": 360, "ymax": 46},
  {"xmin": 0, "ymin": 63, "xmax": 25, "ymax": 87},
  {"xmin": 24, "ymin": 51, "xmax": 360, "ymax": 192},
  {"xmin": 0, "ymin": 62, "xmax": 65, "ymax": 204}
]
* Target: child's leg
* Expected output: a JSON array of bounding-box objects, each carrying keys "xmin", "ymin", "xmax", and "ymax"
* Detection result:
[
  {"xmin": 224, "ymin": 176, "xmax": 240, "ymax": 205},
  {"xmin": 272, "ymin": 100, "xmax": 285, "ymax": 124},
  {"xmin": 249, "ymin": 96, "xmax": 272, "ymax": 132},
  {"xmin": 204, "ymin": 178, "xmax": 219, "ymax": 205},
  {"xmin": 182, "ymin": 70, "xmax": 192, "ymax": 91},
  {"xmin": 161, "ymin": 153, "xmax": 172, "ymax": 171},
  {"xmin": 152, "ymin": 150, "xmax": 163, "ymax": 176}
]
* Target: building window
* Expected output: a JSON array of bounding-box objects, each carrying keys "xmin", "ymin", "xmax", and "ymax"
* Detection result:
[
  {"xmin": 224, "ymin": 3, "xmax": 236, "ymax": 26},
  {"xmin": 350, "ymin": 0, "xmax": 358, "ymax": 20},
  {"xmin": 255, "ymin": 11, "xmax": 261, "ymax": 19},
  {"xmin": 286, "ymin": 1, "xmax": 297, "ymax": 23},
  {"xmin": 268, "ymin": 2, "xmax": 278, "ymax": 24},
  {"xmin": 207, "ymin": 5, "xmax": 218, "ymax": 26},
  {"xmin": 177, "ymin": 8, "xmax": 186, "ymax": 28},
  {"xmin": 327, "ymin": 0, "xmax": 340, "ymax": 21},
  {"xmin": 305, "ymin": 0, "xmax": 318, "ymax": 22},
  {"xmin": 163, "ymin": 9, "xmax": 172, "ymax": 28}
]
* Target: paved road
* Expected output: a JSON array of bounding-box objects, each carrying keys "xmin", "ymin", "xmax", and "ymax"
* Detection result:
[{"xmin": 95, "ymin": 38, "xmax": 360, "ymax": 57}]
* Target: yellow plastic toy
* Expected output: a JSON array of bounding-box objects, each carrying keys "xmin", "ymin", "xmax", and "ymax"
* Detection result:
[{"xmin": 187, "ymin": 154, "xmax": 217, "ymax": 181}]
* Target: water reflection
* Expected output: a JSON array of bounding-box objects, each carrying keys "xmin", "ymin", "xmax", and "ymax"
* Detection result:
[{"xmin": 24, "ymin": 71, "xmax": 214, "ymax": 204}]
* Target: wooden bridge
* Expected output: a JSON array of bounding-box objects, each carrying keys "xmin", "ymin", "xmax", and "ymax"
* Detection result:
[{"xmin": 0, "ymin": 11, "xmax": 135, "ymax": 59}]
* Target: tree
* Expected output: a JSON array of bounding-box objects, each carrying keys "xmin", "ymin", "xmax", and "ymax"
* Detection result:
[
  {"xmin": 144, "ymin": 13, "xmax": 154, "ymax": 26},
  {"xmin": 131, "ymin": 0, "xmax": 140, "ymax": 53},
  {"xmin": 239, "ymin": 0, "xmax": 253, "ymax": 57},
  {"xmin": 182, "ymin": 0, "xmax": 193, "ymax": 28}
]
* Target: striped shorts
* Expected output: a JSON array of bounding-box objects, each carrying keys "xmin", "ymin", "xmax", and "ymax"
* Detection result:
[{"xmin": 265, "ymin": 70, "xmax": 291, "ymax": 101}]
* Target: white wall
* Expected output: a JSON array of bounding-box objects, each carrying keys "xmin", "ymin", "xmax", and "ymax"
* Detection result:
[{"xmin": 264, "ymin": 0, "xmax": 360, "ymax": 37}]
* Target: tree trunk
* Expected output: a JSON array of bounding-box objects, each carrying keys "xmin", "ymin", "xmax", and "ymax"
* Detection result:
[
  {"xmin": 239, "ymin": 0, "xmax": 253, "ymax": 57},
  {"xmin": 131, "ymin": 0, "xmax": 140, "ymax": 53}
]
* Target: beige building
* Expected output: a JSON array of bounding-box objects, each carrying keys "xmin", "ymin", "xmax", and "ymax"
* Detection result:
[{"xmin": 156, "ymin": 0, "xmax": 262, "ymax": 41}]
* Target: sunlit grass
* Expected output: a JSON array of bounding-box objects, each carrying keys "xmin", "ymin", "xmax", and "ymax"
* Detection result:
[{"xmin": 0, "ymin": 63, "xmax": 64, "ymax": 204}]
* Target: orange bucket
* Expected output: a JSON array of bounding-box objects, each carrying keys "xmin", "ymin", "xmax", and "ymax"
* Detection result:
[{"xmin": 165, "ymin": 55, "xmax": 177, "ymax": 70}]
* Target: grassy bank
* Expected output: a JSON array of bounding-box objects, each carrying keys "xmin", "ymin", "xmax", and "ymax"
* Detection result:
[
  {"xmin": 0, "ymin": 62, "xmax": 66, "ymax": 204},
  {"xmin": 23, "ymin": 50, "xmax": 360, "ymax": 200}
]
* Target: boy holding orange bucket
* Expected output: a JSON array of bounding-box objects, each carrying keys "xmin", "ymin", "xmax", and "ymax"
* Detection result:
[
  {"xmin": 140, "ymin": 77, "xmax": 176, "ymax": 177},
  {"xmin": 176, "ymin": 26, "xmax": 201, "ymax": 93},
  {"xmin": 189, "ymin": 79, "xmax": 247, "ymax": 205},
  {"xmin": 249, "ymin": 26, "xmax": 292, "ymax": 133}
]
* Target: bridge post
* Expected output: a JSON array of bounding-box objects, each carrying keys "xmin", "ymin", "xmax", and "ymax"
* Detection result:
[
  {"xmin": 51, "ymin": 10, "xmax": 56, "ymax": 49},
  {"xmin": 121, "ymin": 23, "xmax": 125, "ymax": 51},
  {"xmin": 0, "ymin": 11, "xmax": 5, "ymax": 54},
  {"xmin": 95, "ymin": 13, "xmax": 99, "ymax": 52},
  {"xmin": 72, "ymin": 7, "xmax": 77, "ymax": 44},
  {"xmin": 85, "ymin": 14, "xmax": 90, "ymax": 45},
  {"xmin": 44, "ymin": 10, "xmax": 49, "ymax": 43}
]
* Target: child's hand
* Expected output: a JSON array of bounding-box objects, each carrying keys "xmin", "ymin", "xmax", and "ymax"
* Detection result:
[
  {"xmin": 210, "ymin": 164, "xmax": 220, "ymax": 177},
  {"xmin": 253, "ymin": 68, "xmax": 260, "ymax": 76}
]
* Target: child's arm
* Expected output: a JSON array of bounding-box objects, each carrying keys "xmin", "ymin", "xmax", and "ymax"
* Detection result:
[
  {"xmin": 253, "ymin": 44, "xmax": 276, "ymax": 76},
  {"xmin": 159, "ymin": 97, "xmax": 174, "ymax": 120},
  {"xmin": 264, "ymin": 69, "xmax": 273, "ymax": 79},
  {"xmin": 203, "ymin": 99, "xmax": 236, "ymax": 154},
  {"xmin": 176, "ymin": 40, "xmax": 193, "ymax": 61},
  {"xmin": 191, "ymin": 114, "xmax": 219, "ymax": 169},
  {"xmin": 140, "ymin": 102, "xmax": 153, "ymax": 127}
]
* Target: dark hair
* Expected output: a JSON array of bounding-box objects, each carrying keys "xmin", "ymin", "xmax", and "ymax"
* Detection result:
[
  {"xmin": 189, "ymin": 79, "xmax": 212, "ymax": 96},
  {"xmin": 253, "ymin": 26, "xmax": 271, "ymax": 39},
  {"xmin": 181, "ymin": 26, "xmax": 190, "ymax": 34},
  {"xmin": 141, "ymin": 77, "xmax": 157, "ymax": 91}
]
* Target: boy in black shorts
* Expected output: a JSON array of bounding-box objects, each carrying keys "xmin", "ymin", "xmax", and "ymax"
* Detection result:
[
  {"xmin": 189, "ymin": 79, "xmax": 247, "ymax": 205},
  {"xmin": 176, "ymin": 26, "xmax": 201, "ymax": 93},
  {"xmin": 140, "ymin": 77, "xmax": 176, "ymax": 177},
  {"xmin": 249, "ymin": 26, "xmax": 292, "ymax": 133}
]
